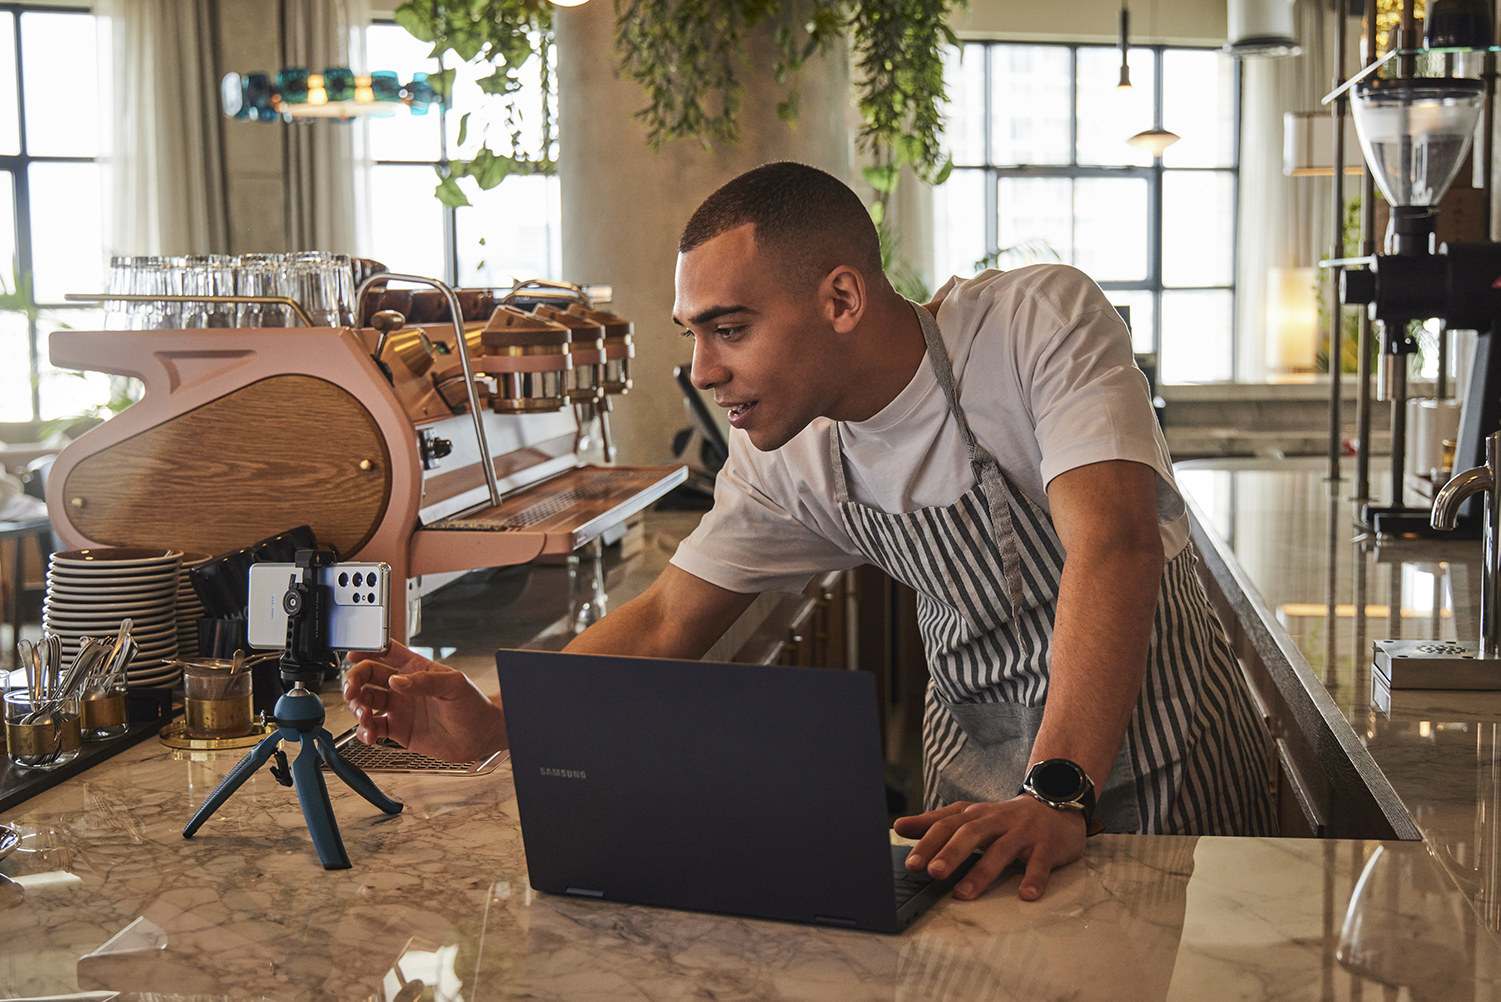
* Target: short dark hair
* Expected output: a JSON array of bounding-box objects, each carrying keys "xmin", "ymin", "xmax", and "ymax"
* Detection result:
[{"xmin": 679, "ymin": 162, "xmax": 885, "ymax": 291}]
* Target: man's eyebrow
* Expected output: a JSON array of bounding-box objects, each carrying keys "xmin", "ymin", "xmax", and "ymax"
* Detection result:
[{"xmin": 672, "ymin": 304, "xmax": 753, "ymax": 328}]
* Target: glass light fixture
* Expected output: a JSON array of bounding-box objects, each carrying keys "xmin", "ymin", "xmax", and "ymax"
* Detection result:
[
  {"xmin": 220, "ymin": 68, "xmax": 437, "ymax": 122},
  {"xmin": 1127, "ymin": 126, "xmax": 1180, "ymax": 156}
]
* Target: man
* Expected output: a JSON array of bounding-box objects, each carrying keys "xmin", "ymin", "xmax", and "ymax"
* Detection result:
[{"xmin": 345, "ymin": 161, "xmax": 1274, "ymax": 903}]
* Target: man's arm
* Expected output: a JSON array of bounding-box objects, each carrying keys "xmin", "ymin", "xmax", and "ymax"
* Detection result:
[
  {"xmin": 345, "ymin": 564, "xmax": 757, "ymax": 757},
  {"xmin": 896, "ymin": 458, "xmax": 1164, "ymax": 900},
  {"xmin": 565, "ymin": 563, "xmax": 758, "ymax": 659}
]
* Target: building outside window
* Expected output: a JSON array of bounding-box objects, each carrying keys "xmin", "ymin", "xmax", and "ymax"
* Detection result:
[{"xmin": 936, "ymin": 40, "xmax": 1239, "ymax": 384}]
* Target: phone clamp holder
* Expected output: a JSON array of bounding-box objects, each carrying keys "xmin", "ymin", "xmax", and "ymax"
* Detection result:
[{"xmin": 183, "ymin": 549, "xmax": 402, "ymax": 869}]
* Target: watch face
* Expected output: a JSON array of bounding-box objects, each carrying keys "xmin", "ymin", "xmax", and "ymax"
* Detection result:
[{"xmin": 1033, "ymin": 759, "xmax": 1087, "ymax": 801}]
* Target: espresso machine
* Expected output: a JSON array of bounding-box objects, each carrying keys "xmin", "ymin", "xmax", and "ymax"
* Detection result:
[{"xmin": 48, "ymin": 272, "xmax": 682, "ymax": 643}]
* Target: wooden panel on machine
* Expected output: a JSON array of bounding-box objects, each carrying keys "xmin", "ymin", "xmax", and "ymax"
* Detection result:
[
  {"xmin": 60, "ymin": 375, "xmax": 393, "ymax": 557},
  {"xmin": 429, "ymin": 465, "xmax": 686, "ymax": 554}
]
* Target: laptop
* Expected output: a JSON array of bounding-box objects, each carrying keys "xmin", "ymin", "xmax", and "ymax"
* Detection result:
[{"xmin": 495, "ymin": 648, "xmax": 974, "ymax": 933}]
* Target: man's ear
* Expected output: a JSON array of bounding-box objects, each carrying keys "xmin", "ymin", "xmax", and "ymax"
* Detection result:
[{"xmin": 823, "ymin": 265, "xmax": 866, "ymax": 334}]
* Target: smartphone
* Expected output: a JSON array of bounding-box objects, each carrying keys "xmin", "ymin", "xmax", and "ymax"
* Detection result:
[{"xmin": 246, "ymin": 561, "xmax": 391, "ymax": 652}]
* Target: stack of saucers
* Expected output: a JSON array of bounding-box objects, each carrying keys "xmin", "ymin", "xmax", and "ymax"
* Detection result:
[
  {"xmin": 175, "ymin": 551, "xmax": 212, "ymax": 659},
  {"xmin": 43, "ymin": 547, "xmax": 184, "ymax": 689}
]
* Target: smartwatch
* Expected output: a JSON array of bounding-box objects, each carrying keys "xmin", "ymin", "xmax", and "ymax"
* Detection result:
[{"xmin": 1018, "ymin": 758, "xmax": 1096, "ymax": 826}]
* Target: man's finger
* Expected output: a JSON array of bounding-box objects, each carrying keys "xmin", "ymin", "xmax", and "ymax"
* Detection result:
[
  {"xmin": 950, "ymin": 838, "xmax": 1023, "ymax": 900},
  {"xmin": 1017, "ymin": 849, "xmax": 1056, "ymax": 902}
]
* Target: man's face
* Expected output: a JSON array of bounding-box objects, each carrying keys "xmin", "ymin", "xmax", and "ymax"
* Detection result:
[{"xmin": 672, "ymin": 223, "xmax": 840, "ymax": 452}]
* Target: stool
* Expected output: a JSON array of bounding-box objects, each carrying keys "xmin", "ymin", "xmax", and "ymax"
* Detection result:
[{"xmin": 0, "ymin": 514, "xmax": 50, "ymax": 668}]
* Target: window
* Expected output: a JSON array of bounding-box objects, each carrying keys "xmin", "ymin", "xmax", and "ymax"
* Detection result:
[
  {"xmin": 936, "ymin": 41, "xmax": 1239, "ymax": 383},
  {"xmin": 1, "ymin": 4, "xmax": 108, "ymax": 425},
  {"xmin": 364, "ymin": 21, "xmax": 561, "ymax": 289}
]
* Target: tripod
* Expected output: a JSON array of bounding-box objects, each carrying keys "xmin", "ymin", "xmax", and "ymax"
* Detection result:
[{"xmin": 182, "ymin": 550, "xmax": 403, "ymax": 869}]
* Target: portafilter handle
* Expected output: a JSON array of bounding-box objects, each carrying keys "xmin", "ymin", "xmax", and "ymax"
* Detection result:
[
  {"xmin": 370, "ymin": 310, "xmax": 407, "ymax": 368},
  {"xmin": 1432, "ymin": 430, "xmax": 1501, "ymax": 657}
]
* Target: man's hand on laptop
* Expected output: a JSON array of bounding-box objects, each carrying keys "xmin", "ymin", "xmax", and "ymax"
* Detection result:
[
  {"xmin": 894, "ymin": 796, "xmax": 1086, "ymax": 902},
  {"xmin": 343, "ymin": 640, "xmax": 506, "ymax": 763}
]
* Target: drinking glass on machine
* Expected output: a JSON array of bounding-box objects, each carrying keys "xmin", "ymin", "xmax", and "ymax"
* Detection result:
[
  {"xmin": 181, "ymin": 254, "xmax": 236, "ymax": 328},
  {"xmin": 5, "ymin": 690, "xmax": 81, "ymax": 771},
  {"xmin": 104, "ymin": 255, "xmax": 138, "ymax": 330},
  {"xmin": 286, "ymin": 251, "xmax": 342, "ymax": 327},
  {"xmin": 234, "ymin": 253, "xmax": 290, "ymax": 327},
  {"xmin": 131, "ymin": 256, "xmax": 181, "ymax": 330}
]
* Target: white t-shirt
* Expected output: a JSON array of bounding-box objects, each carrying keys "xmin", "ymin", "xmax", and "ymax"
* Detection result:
[{"xmin": 670, "ymin": 265, "xmax": 1188, "ymax": 594}]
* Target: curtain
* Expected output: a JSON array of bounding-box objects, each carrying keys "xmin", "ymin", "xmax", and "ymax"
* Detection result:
[
  {"xmin": 281, "ymin": 0, "xmax": 371, "ymax": 254},
  {"xmin": 98, "ymin": 0, "xmax": 229, "ymax": 256},
  {"xmin": 1235, "ymin": 0, "xmax": 1357, "ymax": 378}
]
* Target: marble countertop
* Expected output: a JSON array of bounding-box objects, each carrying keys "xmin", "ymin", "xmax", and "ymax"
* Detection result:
[
  {"xmin": 2, "ymin": 503, "xmax": 1500, "ymax": 999},
  {"xmin": 1, "ymin": 723, "xmax": 1494, "ymax": 1001},
  {"xmin": 1177, "ymin": 459, "xmax": 1501, "ymax": 931}
]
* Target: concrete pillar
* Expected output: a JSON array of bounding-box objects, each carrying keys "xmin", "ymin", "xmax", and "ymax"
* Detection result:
[{"xmin": 554, "ymin": 2, "xmax": 852, "ymax": 466}]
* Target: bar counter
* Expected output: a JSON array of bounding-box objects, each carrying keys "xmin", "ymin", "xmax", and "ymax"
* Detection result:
[{"xmin": 2, "ymin": 507, "xmax": 1500, "ymax": 999}]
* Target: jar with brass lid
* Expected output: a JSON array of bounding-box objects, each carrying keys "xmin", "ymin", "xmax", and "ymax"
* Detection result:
[
  {"xmin": 475, "ymin": 306, "xmax": 573, "ymax": 413},
  {"xmin": 535, "ymin": 304, "xmax": 605, "ymax": 403},
  {"xmin": 567, "ymin": 304, "xmax": 633, "ymax": 395}
]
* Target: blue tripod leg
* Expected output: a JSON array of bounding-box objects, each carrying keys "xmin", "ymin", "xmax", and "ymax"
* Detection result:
[
  {"xmin": 183, "ymin": 728, "xmax": 287, "ymax": 838},
  {"xmin": 290, "ymin": 732, "xmax": 351, "ymax": 869},
  {"xmin": 313, "ymin": 729, "xmax": 403, "ymax": 815}
]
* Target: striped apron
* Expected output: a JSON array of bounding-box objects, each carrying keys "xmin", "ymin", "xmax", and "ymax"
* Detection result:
[{"xmin": 829, "ymin": 306, "xmax": 1275, "ymax": 835}]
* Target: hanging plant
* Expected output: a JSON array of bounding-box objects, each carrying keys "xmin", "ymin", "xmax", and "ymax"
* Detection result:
[
  {"xmin": 394, "ymin": 0, "xmax": 558, "ymax": 208},
  {"xmin": 395, "ymin": 0, "xmax": 962, "ymax": 247}
]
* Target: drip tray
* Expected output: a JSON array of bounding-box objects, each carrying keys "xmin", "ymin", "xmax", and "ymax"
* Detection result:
[
  {"xmin": 428, "ymin": 465, "xmax": 686, "ymax": 548},
  {"xmin": 1371, "ymin": 639, "xmax": 1501, "ymax": 690},
  {"xmin": 332, "ymin": 731, "xmax": 507, "ymax": 776}
]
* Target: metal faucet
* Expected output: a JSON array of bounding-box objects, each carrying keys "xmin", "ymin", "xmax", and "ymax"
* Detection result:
[{"xmin": 1432, "ymin": 430, "xmax": 1501, "ymax": 657}]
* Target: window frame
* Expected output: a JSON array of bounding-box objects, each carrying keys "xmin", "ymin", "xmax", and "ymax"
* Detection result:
[
  {"xmin": 1, "ymin": 2, "xmax": 102, "ymax": 425},
  {"xmin": 945, "ymin": 39, "xmax": 1242, "ymax": 382},
  {"xmin": 365, "ymin": 19, "xmax": 561, "ymax": 289}
]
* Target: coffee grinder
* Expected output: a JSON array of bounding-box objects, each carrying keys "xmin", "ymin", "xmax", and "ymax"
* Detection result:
[{"xmin": 1339, "ymin": 73, "xmax": 1501, "ymax": 537}]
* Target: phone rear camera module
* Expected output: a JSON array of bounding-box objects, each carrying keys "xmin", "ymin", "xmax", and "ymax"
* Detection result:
[
  {"xmin": 353, "ymin": 572, "xmax": 366, "ymax": 586},
  {"xmin": 338, "ymin": 572, "xmax": 349, "ymax": 587}
]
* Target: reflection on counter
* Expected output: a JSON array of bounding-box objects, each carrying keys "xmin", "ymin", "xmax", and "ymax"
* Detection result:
[{"xmin": 1179, "ymin": 457, "xmax": 1501, "ymax": 941}]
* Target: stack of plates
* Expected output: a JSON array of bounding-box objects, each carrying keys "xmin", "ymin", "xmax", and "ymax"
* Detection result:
[
  {"xmin": 43, "ymin": 547, "xmax": 184, "ymax": 689},
  {"xmin": 175, "ymin": 551, "xmax": 212, "ymax": 659}
]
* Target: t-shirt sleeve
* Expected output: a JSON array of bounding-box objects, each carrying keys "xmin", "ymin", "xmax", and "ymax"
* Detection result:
[
  {"xmin": 668, "ymin": 436, "xmax": 867, "ymax": 595},
  {"xmin": 958, "ymin": 267, "xmax": 1184, "ymax": 525}
]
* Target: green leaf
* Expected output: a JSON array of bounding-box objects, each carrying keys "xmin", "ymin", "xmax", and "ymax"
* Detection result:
[
  {"xmin": 933, "ymin": 157, "xmax": 954, "ymax": 185},
  {"xmin": 868, "ymin": 200, "xmax": 885, "ymax": 225},
  {"xmin": 428, "ymin": 68, "xmax": 456, "ymax": 102},
  {"xmin": 862, "ymin": 163, "xmax": 898, "ymax": 193},
  {"xmin": 469, "ymin": 148, "xmax": 514, "ymax": 190},
  {"xmin": 456, "ymin": 111, "xmax": 470, "ymax": 148},
  {"xmin": 476, "ymin": 68, "xmax": 516, "ymax": 97},
  {"xmin": 393, "ymin": 4, "xmax": 436, "ymax": 43},
  {"xmin": 434, "ymin": 173, "xmax": 471, "ymax": 208}
]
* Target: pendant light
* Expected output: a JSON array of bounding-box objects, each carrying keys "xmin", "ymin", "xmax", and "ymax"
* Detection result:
[
  {"xmin": 1125, "ymin": 0, "xmax": 1179, "ymax": 156},
  {"xmin": 1117, "ymin": 3, "xmax": 1132, "ymax": 88}
]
